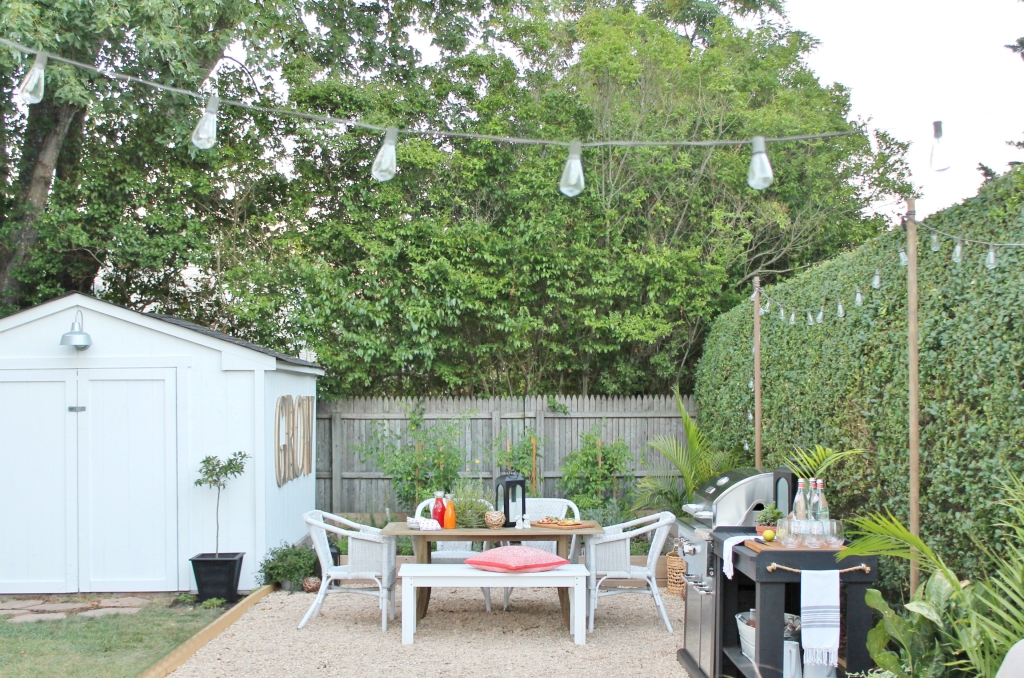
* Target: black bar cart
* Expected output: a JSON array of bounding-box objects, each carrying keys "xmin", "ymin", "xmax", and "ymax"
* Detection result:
[{"xmin": 679, "ymin": 527, "xmax": 878, "ymax": 678}]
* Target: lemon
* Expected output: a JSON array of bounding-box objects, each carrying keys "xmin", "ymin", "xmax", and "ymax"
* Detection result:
[{"xmin": 763, "ymin": 529, "xmax": 776, "ymax": 542}]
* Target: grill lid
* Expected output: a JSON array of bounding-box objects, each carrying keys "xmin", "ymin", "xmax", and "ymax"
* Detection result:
[{"xmin": 681, "ymin": 467, "xmax": 774, "ymax": 527}]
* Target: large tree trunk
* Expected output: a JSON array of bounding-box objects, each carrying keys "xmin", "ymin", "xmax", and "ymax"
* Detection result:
[{"xmin": 0, "ymin": 98, "xmax": 84, "ymax": 308}]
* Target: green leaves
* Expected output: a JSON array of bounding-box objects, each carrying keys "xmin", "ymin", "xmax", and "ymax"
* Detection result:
[
  {"xmin": 194, "ymin": 451, "xmax": 249, "ymax": 491},
  {"xmin": 782, "ymin": 445, "xmax": 864, "ymax": 481},
  {"xmin": 558, "ymin": 423, "xmax": 633, "ymax": 511}
]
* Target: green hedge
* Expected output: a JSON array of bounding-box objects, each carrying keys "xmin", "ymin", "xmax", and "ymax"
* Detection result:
[{"xmin": 695, "ymin": 169, "xmax": 1024, "ymax": 595}]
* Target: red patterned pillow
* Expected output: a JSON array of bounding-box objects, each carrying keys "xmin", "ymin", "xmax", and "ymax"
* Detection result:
[{"xmin": 464, "ymin": 546, "xmax": 569, "ymax": 573}]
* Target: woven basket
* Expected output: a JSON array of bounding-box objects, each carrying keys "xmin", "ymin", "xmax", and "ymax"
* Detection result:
[
  {"xmin": 666, "ymin": 551, "xmax": 687, "ymax": 598},
  {"xmin": 302, "ymin": 577, "xmax": 321, "ymax": 593},
  {"xmin": 484, "ymin": 511, "xmax": 506, "ymax": 530}
]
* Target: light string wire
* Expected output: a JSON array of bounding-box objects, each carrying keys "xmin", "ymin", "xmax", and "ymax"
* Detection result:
[{"xmin": 1, "ymin": 37, "xmax": 859, "ymax": 148}]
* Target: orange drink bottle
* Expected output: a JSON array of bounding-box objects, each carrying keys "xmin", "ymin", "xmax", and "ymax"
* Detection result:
[{"xmin": 443, "ymin": 493, "xmax": 456, "ymax": 529}]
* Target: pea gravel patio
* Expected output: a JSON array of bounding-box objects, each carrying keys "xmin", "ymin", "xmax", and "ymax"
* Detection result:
[{"xmin": 172, "ymin": 587, "xmax": 688, "ymax": 677}]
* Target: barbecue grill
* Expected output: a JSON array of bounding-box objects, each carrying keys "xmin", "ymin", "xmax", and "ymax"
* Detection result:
[{"xmin": 675, "ymin": 467, "xmax": 793, "ymax": 678}]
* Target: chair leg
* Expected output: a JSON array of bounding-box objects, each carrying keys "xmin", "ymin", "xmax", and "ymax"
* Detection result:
[
  {"xmin": 389, "ymin": 585, "xmax": 396, "ymax": 621},
  {"xmin": 482, "ymin": 587, "xmax": 492, "ymax": 613},
  {"xmin": 649, "ymin": 577, "xmax": 673, "ymax": 633},
  {"xmin": 381, "ymin": 588, "xmax": 388, "ymax": 632},
  {"xmin": 299, "ymin": 581, "xmax": 330, "ymax": 629},
  {"xmin": 588, "ymin": 584, "xmax": 597, "ymax": 632}
]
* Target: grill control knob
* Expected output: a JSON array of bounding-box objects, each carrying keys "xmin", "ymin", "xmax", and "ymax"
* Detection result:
[{"xmin": 681, "ymin": 540, "xmax": 698, "ymax": 555}]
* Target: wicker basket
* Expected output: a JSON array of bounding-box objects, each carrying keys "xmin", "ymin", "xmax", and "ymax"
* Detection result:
[
  {"xmin": 666, "ymin": 551, "xmax": 687, "ymax": 598},
  {"xmin": 302, "ymin": 577, "xmax": 321, "ymax": 593},
  {"xmin": 484, "ymin": 511, "xmax": 506, "ymax": 529}
]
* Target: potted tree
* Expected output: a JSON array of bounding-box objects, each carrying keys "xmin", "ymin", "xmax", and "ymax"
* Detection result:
[
  {"xmin": 191, "ymin": 451, "xmax": 249, "ymax": 602},
  {"xmin": 756, "ymin": 502, "xmax": 785, "ymax": 535}
]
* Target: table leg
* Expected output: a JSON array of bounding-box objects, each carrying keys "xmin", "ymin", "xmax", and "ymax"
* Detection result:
[
  {"xmin": 402, "ymin": 576, "xmax": 415, "ymax": 644},
  {"xmin": 573, "ymin": 575, "xmax": 586, "ymax": 645},
  {"xmin": 415, "ymin": 536, "xmax": 431, "ymax": 621},
  {"xmin": 557, "ymin": 536, "xmax": 570, "ymax": 630}
]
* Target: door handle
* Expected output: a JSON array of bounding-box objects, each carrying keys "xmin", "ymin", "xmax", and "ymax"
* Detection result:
[{"xmin": 68, "ymin": 406, "xmax": 85, "ymax": 412}]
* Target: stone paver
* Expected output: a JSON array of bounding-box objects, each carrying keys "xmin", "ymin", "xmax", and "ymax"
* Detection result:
[
  {"xmin": 26, "ymin": 602, "xmax": 91, "ymax": 612},
  {"xmin": 0, "ymin": 599, "xmax": 42, "ymax": 610},
  {"xmin": 98, "ymin": 596, "xmax": 151, "ymax": 608},
  {"xmin": 8, "ymin": 612, "xmax": 67, "ymax": 623},
  {"xmin": 0, "ymin": 609, "xmax": 30, "ymax": 617},
  {"xmin": 78, "ymin": 607, "xmax": 142, "ymax": 617}
]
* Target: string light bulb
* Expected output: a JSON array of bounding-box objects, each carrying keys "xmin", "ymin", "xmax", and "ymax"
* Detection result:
[
  {"xmin": 807, "ymin": 310, "xmax": 815, "ymax": 326},
  {"xmin": 748, "ymin": 379, "xmax": 754, "ymax": 390},
  {"xmin": 986, "ymin": 244, "xmax": 997, "ymax": 270},
  {"xmin": 930, "ymin": 231, "xmax": 940, "ymax": 252},
  {"xmin": 817, "ymin": 306, "xmax": 824, "ymax": 324},
  {"xmin": 747, "ymin": 136, "xmax": 774, "ymax": 190},
  {"xmin": 872, "ymin": 270, "xmax": 881, "ymax": 290},
  {"xmin": 559, "ymin": 141, "xmax": 585, "ymax": 197},
  {"xmin": 747, "ymin": 411, "xmax": 753, "ymax": 421},
  {"xmin": 789, "ymin": 312, "xmax": 796, "ymax": 325},
  {"xmin": 371, "ymin": 127, "xmax": 399, "ymax": 181},
  {"xmin": 952, "ymin": 238, "xmax": 963, "ymax": 264},
  {"xmin": 779, "ymin": 306, "xmax": 785, "ymax": 321},
  {"xmin": 930, "ymin": 121, "xmax": 950, "ymax": 172},
  {"xmin": 837, "ymin": 300, "xmax": 845, "ymax": 318},
  {"xmin": 17, "ymin": 54, "xmax": 46, "ymax": 104},
  {"xmin": 855, "ymin": 287, "xmax": 863, "ymax": 306},
  {"xmin": 899, "ymin": 247, "xmax": 908, "ymax": 266},
  {"xmin": 190, "ymin": 95, "xmax": 220, "ymax": 150}
]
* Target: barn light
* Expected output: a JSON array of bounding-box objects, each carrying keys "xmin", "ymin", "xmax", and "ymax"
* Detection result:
[{"xmin": 60, "ymin": 310, "xmax": 92, "ymax": 350}]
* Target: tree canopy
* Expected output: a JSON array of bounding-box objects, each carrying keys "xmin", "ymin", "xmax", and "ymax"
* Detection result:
[{"xmin": 0, "ymin": 0, "xmax": 912, "ymax": 398}]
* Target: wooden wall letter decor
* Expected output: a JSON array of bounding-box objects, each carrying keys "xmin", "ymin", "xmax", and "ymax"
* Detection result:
[{"xmin": 275, "ymin": 395, "xmax": 315, "ymax": 487}]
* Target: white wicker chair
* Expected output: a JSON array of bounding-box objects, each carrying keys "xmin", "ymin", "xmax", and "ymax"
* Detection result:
[
  {"xmin": 299, "ymin": 510, "xmax": 397, "ymax": 631},
  {"xmin": 413, "ymin": 498, "xmax": 494, "ymax": 612},
  {"xmin": 502, "ymin": 497, "xmax": 582, "ymax": 609},
  {"xmin": 585, "ymin": 511, "xmax": 676, "ymax": 633}
]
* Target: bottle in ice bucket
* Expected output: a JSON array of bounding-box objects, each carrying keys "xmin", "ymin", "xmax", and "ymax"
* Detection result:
[
  {"xmin": 792, "ymin": 478, "xmax": 808, "ymax": 520},
  {"xmin": 816, "ymin": 479, "xmax": 829, "ymax": 522},
  {"xmin": 432, "ymin": 491, "xmax": 446, "ymax": 524},
  {"xmin": 443, "ymin": 493, "xmax": 457, "ymax": 529}
]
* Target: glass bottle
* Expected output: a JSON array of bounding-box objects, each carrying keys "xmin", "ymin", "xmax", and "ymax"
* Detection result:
[
  {"xmin": 793, "ymin": 479, "xmax": 808, "ymax": 520},
  {"xmin": 808, "ymin": 478, "xmax": 820, "ymax": 520},
  {"xmin": 817, "ymin": 479, "xmax": 830, "ymax": 522},
  {"xmin": 443, "ymin": 493, "xmax": 457, "ymax": 529},
  {"xmin": 431, "ymin": 491, "xmax": 446, "ymax": 524}
]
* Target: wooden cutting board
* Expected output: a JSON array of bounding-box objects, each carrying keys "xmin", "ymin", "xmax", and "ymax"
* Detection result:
[
  {"xmin": 531, "ymin": 520, "xmax": 598, "ymax": 530},
  {"xmin": 744, "ymin": 539, "xmax": 845, "ymax": 553}
]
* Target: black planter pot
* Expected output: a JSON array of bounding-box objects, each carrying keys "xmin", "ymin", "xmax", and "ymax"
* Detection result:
[{"xmin": 190, "ymin": 552, "xmax": 245, "ymax": 603}]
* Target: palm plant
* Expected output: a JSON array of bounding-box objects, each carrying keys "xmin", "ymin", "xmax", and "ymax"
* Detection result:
[
  {"xmin": 633, "ymin": 389, "xmax": 737, "ymax": 513},
  {"xmin": 782, "ymin": 444, "xmax": 864, "ymax": 480},
  {"xmin": 840, "ymin": 474, "xmax": 1024, "ymax": 677}
]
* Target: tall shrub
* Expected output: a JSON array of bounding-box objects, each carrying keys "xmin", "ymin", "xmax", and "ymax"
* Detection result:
[{"xmin": 694, "ymin": 168, "xmax": 1024, "ymax": 594}]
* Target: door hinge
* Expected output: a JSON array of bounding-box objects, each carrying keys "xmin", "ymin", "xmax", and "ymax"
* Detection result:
[{"xmin": 68, "ymin": 406, "xmax": 86, "ymax": 412}]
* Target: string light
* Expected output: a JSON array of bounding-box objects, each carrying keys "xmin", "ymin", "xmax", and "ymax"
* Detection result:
[
  {"xmin": 986, "ymin": 244, "xmax": 997, "ymax": 270},
  {"xmin": 930, "ymin": 121, "xmax": 950, "ymax": 172},
  {"xmin": 789, "ymin": 312, "xmax": 796, "ymax": 325},
  {"xmin": 855, "ymin": 287, "xmax": 863, "ymax": 306},
  {"xmin": 816, "ymin": 306, "xmax": 824, "ymax": 324},
  {"xmin": 952, "ymin": 239, "xmax": 963, "ymax": 264},
  {"xmin": 872, "ymin": 270, "xmax": 882, "ymax": 289},
  {"xmin": 899, "ymin": 247, "xmax": 908, "ymax": 266},
  {"xmin": 807, "ymin": 310, "xmax": 815, "ymax": 326},
  {"xmin": 559, "ymin": 141, "xmax": 585, "ymax": 197},
  {"xmin": 17, "ymin": 53, "xmax": 46, "ymax": 104},
  {"xmin": 371, "ymin": 127, "xmax": 399, "ymax": 181},
  {"xmin": 190, "ymin": 96, "xmax": 219, "ymax": 150},
  {"xmin": 837, "ymin": 299, "xmax": 845, "ymax": 318},
  {"xmin": 747, "ymin": 136, "xmax": 774, "ymax": 190},
  {"xmin": 0, "ymin": 37, "xmax": 859, "ymax": 194},
  {"xmin": 931, "ymin": 232, "xmax": 940, "ymax": 252}
]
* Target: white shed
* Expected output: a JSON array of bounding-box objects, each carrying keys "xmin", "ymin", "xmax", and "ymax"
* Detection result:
[{"xmin": 0, "ymin": 292, "xmax": 323, "ymax": 594}]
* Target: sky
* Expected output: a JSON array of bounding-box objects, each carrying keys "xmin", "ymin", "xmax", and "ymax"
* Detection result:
[{"xmin": 784, "ymin": 0, "xmax": 1024, "ymax": 219}]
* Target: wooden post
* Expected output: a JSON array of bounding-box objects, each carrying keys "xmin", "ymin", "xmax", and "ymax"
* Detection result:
[
  {"xmin": 753, "ymin": 276, "xmax": 763, "ymax": 471},
  {"xmin": 907, "ymin": 198, "xmax": 921, "ymax": 595}
]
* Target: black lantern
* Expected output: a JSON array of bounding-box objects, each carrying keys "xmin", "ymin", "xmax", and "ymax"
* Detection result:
[{"xmin": 495, "ymin": 473, "xmax": 527, "ymax": 527}]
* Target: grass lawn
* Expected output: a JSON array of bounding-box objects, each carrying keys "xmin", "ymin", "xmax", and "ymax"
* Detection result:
[{"xmin": 0, "ymin": 595, "xmax": 222, "ymax": 678}]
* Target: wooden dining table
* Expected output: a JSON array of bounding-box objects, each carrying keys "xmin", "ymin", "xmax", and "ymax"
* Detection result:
[{"xmin": 380, "ymin": 521, "xmax": 604, "ymax": 629}]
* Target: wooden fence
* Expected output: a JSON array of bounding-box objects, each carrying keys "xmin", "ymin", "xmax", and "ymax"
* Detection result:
[{"xmin": 315, "ymin": 395, "xmax": 695, "ymax": 514}]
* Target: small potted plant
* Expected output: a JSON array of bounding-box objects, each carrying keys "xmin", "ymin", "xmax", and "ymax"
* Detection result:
[
  {"xmin": 191, "ymin": 451, "xmax": 249, "ymax": 602},
  {"xmin": 756, "ymin": 502, "xmax": 784, "ymax": 535}
]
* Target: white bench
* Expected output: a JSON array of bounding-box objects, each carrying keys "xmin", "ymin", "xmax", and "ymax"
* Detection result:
[{"xmin": 400, "ymin": 563, "xmax": 588, "ymax": 645}]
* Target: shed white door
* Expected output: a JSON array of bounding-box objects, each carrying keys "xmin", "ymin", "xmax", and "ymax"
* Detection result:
[
  {"xmin": 0, "ymin": 371, "xmax": 78, "ymax": 593},
  {"xmin": 77, "ymin": 368, "xmax": 177, "ymax": 592}
]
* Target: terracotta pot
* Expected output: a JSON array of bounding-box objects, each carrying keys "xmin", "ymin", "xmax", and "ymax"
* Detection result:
[{"xmin": 756, "ymin": 525, "xmax": 771, "ymax": 535}]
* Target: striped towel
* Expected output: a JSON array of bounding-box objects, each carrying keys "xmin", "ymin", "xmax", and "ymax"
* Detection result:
[{"xmin": 801, "ymin": 569, "xmax": 840, "ymax": 667}]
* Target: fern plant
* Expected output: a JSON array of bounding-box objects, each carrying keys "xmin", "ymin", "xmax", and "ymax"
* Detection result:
[
  {"xmin": 633, "ymin": 388, "xmax": 737, "ymax": 513},
  {"xmin": 782, "ymin": 444, "xmax": 863, "ymax": 480}
]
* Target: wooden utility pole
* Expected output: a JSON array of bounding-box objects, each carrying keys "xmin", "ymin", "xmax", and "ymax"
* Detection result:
[
  {"xmin": 753, "ymin": 276, "xmax": 763, "ymax": 471},
  {"xmin": 906, "ymin": 199, "xmax": 921, "ymax": 595}
]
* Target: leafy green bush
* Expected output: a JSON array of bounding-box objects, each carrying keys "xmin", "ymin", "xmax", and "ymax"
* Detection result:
[
  {"xmin": 559, "ymin": 423, "xmax": 633, "ymax": 512},
  {"xmin": 695, "ymin": 168, "xmax": 1024, "ymax": 595},
  {"xmin": 258, "ymin": 542, "xmax": 317, "ymax": 586},
  {"xmin": 451, "ymin": 478, "xmax": 491, "ymax": 528},
  {"xmin": 200, "ymin": 597, "xmax": 226, "ymax": 610},
  {"xmin": 357, "ymin": 402, "xmax": 468, "ymax": 510},
  {"xmin": 495, "ymin": 428, "xmax": 543, "ymax": 494}
]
